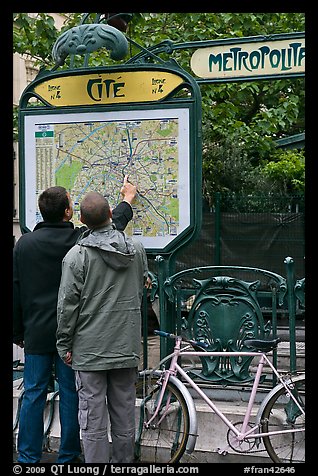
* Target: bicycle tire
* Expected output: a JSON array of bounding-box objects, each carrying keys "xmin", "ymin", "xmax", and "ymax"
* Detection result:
[
  {"xmin": 261, "ymin": 374, "xmax": 305, "ymax": 463},
  {"xmin": 135, "ymin": 375, "xmax": 190, "ymax": 463}
]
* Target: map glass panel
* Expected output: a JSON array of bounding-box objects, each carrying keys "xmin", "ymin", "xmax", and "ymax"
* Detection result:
[{"xmin": 24, "ymin": 108, "xmax": 190, "ymax": 250}]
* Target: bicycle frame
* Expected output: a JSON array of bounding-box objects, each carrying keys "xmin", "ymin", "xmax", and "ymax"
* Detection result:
[{"xmin": 144, "ymin": 335, "xmax": 304, "ymax": 455}]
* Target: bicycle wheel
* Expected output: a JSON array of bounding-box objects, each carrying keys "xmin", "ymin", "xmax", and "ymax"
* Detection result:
[
  {"xmin": 135, "ymin": 374, "xmax": 190, "ymax": 463},
  {"xmin": 261, "ymin": 374, "xmax": 305, "ymax": 463}
]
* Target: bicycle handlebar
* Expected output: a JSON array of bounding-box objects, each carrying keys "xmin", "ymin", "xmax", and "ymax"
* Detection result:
[
  {"xmin": 154, "ymin": 330, "xmax": 175, "ymax": 338},
  {"xmin": 154, "ymin": 329, "xmax": 209, "ymax": 348}
]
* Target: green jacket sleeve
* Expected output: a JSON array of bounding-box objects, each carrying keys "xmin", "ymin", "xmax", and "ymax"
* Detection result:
[{"xmin": 56, "ymin": 246, "xmax": 84, "ymax": 361}]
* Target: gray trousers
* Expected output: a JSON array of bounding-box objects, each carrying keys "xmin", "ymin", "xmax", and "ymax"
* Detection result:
[{"xmin": 75, "ymin": 367, "xmax": 137, "ymax": 463}]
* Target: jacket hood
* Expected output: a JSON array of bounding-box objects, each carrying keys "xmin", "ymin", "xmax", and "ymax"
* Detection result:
[{"xmin": 77, "ymin": 223, "xmax": 135, "ymax": 270}]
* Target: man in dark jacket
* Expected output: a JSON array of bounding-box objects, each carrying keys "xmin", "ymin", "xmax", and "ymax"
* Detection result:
[{"xmin": 13, "ymin": 176, "xmax": 136, "ymax": 464}]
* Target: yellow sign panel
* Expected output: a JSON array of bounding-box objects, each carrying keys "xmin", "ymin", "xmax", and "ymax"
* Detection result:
[
  {"xmin": 34, "ymin": 71, "xmax": 184, "ymax": 106},
  {"xmin": 191, "ymin": 38, "xmax": 305, "ymax": 79}
]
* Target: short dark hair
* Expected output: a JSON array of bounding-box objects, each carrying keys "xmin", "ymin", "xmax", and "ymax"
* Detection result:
[
  {"xmin": 38, "ymin": 186, "xmax": 69, "ymax": 223},
  {"xmin": 80, "ymin": 192, "xmax": 111, "ymax": 228}
]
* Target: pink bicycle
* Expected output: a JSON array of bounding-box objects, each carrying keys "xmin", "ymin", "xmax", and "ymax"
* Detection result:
[{"xmin": 135, "ymin": 330, "xmax": 305, "ymax": 463}]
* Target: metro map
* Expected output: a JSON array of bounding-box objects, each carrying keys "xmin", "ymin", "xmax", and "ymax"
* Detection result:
[{"xmin": 32, "ymin": 110, "xmax": 190, "ymax": 249}]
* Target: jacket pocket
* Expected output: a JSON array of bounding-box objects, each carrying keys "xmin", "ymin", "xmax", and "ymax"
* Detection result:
[
  {"xmin": 78, "ymin": 399, "xmax": 88, "ymax": 430},
  {"xmin": 75, "ymin": 372, "xmax": 89, "ymax": 430},
  {"xmin": 75, "ymin": 371, "xmax": 82, "ymax": 391}
]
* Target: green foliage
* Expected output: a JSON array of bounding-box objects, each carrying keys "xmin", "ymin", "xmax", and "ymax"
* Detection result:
[
  {"xmin": 202, "ymin": 140, "xmax": 253, "ymax": 197},
  {"xmin": 259, "ymin": 149, "xmax": 305, "ymax": 193},
  {"xmin": 13, "ymin": 13, "xmax": 59, "ymax": 66}
]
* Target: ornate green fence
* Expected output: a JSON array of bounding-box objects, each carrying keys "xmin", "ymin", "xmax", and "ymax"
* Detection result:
[{"xmin": 142, "ymin": 257, "xmax": 305, "ymax": 388}]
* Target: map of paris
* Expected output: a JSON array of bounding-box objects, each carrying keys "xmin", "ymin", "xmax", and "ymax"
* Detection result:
[{"xmin": 25, "ymin": 109, "xmax": 190, "ymax": 250}]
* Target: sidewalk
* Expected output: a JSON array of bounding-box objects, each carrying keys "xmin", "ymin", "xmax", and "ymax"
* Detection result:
[
  {"xmin": 13, "ymin": 450, "xmax": 57, "ymax": 463},
  {"xmin": 14, "ymin": 337, "xmax": 303, "ymax": 464},
  {"xmin": 13, "ymin": 391, "xmax": 272, "ymax": 464},
  {"xmin": 13, "ymin": 449, "xmax": 271, "ymax": 464}
]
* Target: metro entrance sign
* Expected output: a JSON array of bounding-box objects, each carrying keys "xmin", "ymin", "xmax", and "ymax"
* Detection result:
[
  {"xmin": 19, "ymin": 63, "xmax": 202, "ymax": 256},
  {"xmin": 190, "ymin": 32, "xmax": 305, "ymax": 82},
  {"xmin": 18, "ymin": 19, "xmax": 304, "ymax": 261},
  {"xmin": 32, "ymin": 71, "xmax": 184, "ymax": 107}
]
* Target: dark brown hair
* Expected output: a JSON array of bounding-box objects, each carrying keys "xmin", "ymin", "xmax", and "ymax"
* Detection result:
[{"xmin": 38, "ymin": 186, "xmax": 69, "ymax": 223}]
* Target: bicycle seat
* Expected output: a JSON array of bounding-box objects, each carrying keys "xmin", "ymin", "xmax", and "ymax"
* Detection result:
[{"xmin": 243, "ymin": 337, "xmax": 281, "ymax": 352}]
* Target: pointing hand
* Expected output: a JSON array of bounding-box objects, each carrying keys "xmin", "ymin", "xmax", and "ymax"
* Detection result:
[{"xmin": 120, "ymin": 175, "xmax": 137, "ymax": 204}]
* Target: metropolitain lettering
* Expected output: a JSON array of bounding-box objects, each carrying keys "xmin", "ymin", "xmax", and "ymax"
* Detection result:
[{"xmin": 209, "ymin": 42, "xmax": 305, "ymax": 73}]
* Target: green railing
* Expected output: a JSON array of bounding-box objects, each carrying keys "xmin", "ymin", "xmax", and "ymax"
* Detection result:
[{"xmin": 141, "ymin": 257, "xmax": 305, "ymax": 388}]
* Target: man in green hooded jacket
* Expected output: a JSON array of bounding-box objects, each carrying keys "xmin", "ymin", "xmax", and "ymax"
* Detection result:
[{"xmin": 56, "ymin": 191, "xmax": 148, "ymax": 463}]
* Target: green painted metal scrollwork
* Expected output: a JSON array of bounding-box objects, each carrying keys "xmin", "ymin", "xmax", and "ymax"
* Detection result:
[
  {"xmin": 161, "ymin": 265, "xmax": 287, "ymax": 384},
  {"xmin": 52, "ymin": 23, "xmax": 128, "ymax": 68},
  {"xmin": 294, "ymin": 278, "xmax": 305, "ymax": 306},
  {"xmin": 181, "ymin": 276, "xmax": 271, "ymax": 383}
]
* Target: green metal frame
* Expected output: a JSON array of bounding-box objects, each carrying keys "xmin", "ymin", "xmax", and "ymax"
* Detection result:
[{"xmin": 18, "ymin": 61, "xmax": 202, "ymax": 258}]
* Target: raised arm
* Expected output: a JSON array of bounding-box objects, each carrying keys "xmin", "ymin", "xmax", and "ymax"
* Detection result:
[{"xmin": 112, "ymin": 175, "xmax": 137, "ymax": 231}]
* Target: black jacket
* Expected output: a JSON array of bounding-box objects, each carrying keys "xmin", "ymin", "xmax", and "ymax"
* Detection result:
[{"xmin": 13, "ymin": 201, "xmax": 133, "ymax": 354}]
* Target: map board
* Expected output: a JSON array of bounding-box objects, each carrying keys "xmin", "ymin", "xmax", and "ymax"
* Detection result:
[{"xmin": 23, "ymin": 107, "xmax": 191, "ymax": 251}]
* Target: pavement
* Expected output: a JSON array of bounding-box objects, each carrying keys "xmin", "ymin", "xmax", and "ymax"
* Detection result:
[
  {"xmin": 12, "ymin": 449, "xmax": 271, "ymax": 465},
  {"xmin": 13, "ymin": 450, "xmax": 58, "ymax": 463},
  {"xmin": 13, "ymin": 332, "xmax": 304, "ymax": 466}
]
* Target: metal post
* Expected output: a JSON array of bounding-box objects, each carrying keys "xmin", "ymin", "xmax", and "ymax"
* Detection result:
[
  {"xmin": 155, "ymin": 255, "xmax": 171, "ymax": 360},
  {"xmin": 214, "ymin": 191, "xmax": 221, "ymax": 265},
  {"xmin": 142, "ymin": 286, "xmax": 148, "ymax": 370},
  {"xmin": 284, "ymin": 256, "xmax": 297, "ymax": 373}
]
